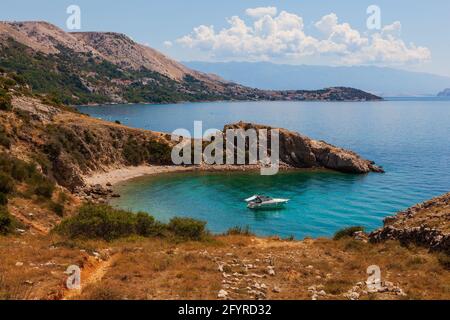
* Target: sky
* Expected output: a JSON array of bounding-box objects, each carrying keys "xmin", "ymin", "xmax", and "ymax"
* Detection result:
[{"xmin": 1, "ymin": 0, "xmax": 450, "ymax": 76}]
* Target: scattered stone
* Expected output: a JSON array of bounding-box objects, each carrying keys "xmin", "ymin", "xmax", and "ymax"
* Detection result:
[
  {"xmin": 267, "ymin": 266, "xmax": 275, "ymax": 276},
  {"xmin": 353, "ymin": 231, "xmax": 369, "ymax": 242},
  {"xmin": 344, "ymin": 291, "xmax": 360, "ymax": 300},
  {"xmin": 218, "ymin": 289, "xmax": 228, "ymax": 299},
  {"xmin": 251, "ymin": 273, "xmax": 264, "ymax": 278},
  {"xmin": 15, "ymin": 262, "xmax": 24, "ymax": 267},
  {"xmin": 273, "ymin": 286, "xmax": 281, "ymax": 293},
  {"xmin": 345, "ymin": 280, "xmax": 407, "ymax": 300}
]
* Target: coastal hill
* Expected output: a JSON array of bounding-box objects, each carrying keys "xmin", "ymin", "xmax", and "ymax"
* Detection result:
[
  {"xmin": 438, "ymin": 88, "xmax": 450, "ymax": 96},
  {"xmin": 186, "ymin": 61, "xmax": 450, "ymax": 97},
  {"xmin": 0, "ymin": 21, "xmax": 381, "ymax": 105}
]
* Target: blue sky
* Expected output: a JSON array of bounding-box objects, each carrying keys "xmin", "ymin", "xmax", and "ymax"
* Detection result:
[{"xmin": 2, "ymin": 0, "xmax": 450, "ymax": 76}]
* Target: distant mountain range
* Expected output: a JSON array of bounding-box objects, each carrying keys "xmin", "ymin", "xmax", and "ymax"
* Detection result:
[
  {"xmin": 438, "ymin": 88, "xmax": 450, "ymax": 96},
  {"xmin": 0, "ymin": 21, "xmax": 380, "ymax": 105},
  {"xmin": 185, "ymin": 61, "xmax": 450, "ymax": 97}
]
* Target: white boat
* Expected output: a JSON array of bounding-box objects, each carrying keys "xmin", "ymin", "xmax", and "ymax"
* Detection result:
[{"xmin": 245, "ymin": 195, "xmax": 290, "ymax": 210}]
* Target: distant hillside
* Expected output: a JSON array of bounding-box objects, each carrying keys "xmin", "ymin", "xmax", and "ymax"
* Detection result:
[
  {"xmin": 0, "ymin": 21, "xmax": 380, "ymax": 105},
  {"xmin": 185, "ymin": 61, "xmax": 450, "ymax": 97},
  {"xmin": 438, "ymin": 88, "xmax": 450, "ymax": 97}
]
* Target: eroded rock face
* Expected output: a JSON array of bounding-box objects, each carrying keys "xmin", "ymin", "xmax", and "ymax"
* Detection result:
[
  {"xmin": 369, "ymin": 193, "xmax": 450, "ymax": 254},
  {"xmin": 224, "ymin": 122, "xmax": 384, "ymax": 174}
]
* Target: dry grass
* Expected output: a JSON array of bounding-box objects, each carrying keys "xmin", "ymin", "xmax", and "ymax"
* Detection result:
[
  {"xmin": 0, "ymin": 233, "xmax": 449, "ymax": 300},
  {"xmin": 0, "ymin": 234, "xmax": 91, "ymax": 300}
]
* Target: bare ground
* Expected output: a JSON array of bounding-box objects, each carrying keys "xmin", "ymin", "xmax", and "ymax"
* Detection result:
[{"xmin": 1, "ymin": 234, "xmax": 449, "ymax": 300}]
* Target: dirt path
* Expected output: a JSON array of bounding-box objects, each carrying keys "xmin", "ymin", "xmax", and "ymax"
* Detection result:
[{"xmin": 63, "ymin": 254, "xmax": 119, "ymax": 300}]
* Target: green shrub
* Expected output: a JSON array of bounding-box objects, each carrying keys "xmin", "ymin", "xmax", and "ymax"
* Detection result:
[
  {"xmin": 123, "ymin": 139, "xmax": 144, "ymax": 166},
  {"xmin": 0, "ymin": 193, "xmax": 7, "ymax": 206},
  {"xmin": 32, "ymin": 178, "xmax": 55, "ymax": 199},
  {"xmin": 333, "ymin": 226, "xmax": 365, "ymax": 241},
  {"xmin": 49, "ymin": 201, "xmax": 64, "ymax": 217},
  {"xmin": 0, "ymin": 95, "xmax": 12, "ymax": 111},
  {"xmin": 57, "ymin": 191, "xmax": 69, "ymax": 204},
  {"xmin": 0, "ymin": 206, "xmax": 13, "ymax": 235},
  {"xmin": 0, "ymin": 173, "xmax": 14, "ymax": 194},
  {"xmin": 0, "ymin": 126, "xmax": 10, "ymax": 149},
  {"xmin": 10, "ymin": 73, "xmax": 26, "ymax": 86},
  {"xmin": 135, "ymin": 212, "xmax": 166, "ymax": 237},
  {"xmin": 146, "ymin": 140, "xmax": 172, "ymax": 164},
  {"xmin": 11, "ymin": 160, "xmax": 35, "ymax": 182},
  {"xmin": 0, "ymin": 134, "xmax": 10, "ymax": 149},
  {"xmin": 168, "ymin": 217, "xmax": 207, "ymax": 241},
  {"xmin": 0, "ymin": 153, "xmax": 55, "ymax": 200},
  {"xmin": 55, "ymin": 204, "xmax": 141, "ymax": 241},
  {"xmin": 54, "ymin": 204, "xmax": 209, "ymax": 242},
  {"xmin": 225, "ymin": 226, "xmax": 254, "ymax": 236}
]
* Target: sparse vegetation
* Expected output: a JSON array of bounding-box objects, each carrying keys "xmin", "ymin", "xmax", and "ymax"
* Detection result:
[
  {"xmin": 0, "ymin": 193, "xmax": 8, "ymax": 206},
  {"xmin": 225, "ymin": 226, "xmax": 254, "ymax": 236},
  {"xmin": 324, "ymin": 279, "xmax": 353, "ymax": 295},
  {"xmin": 0, "ymin": 153, "xmax": 55, "ymax": 200},
  {"xmin": 0, "ymin": 125, "xmax": 11, "ymax": 149},
  {"xmin": 438, "ymin": 253, "xmax": 450, "ymax": 270},
  {"xmin": 0, "ymin": 206, "xmax": 14, "ymax": 235},
  {"xmin": 0, "ymin": 95, "xmax": 12, "ymax": 112},
  {"xmin": 0, "ymin": 38, "xmax": 229, "ymax": 105},
  {"xmin": 123, "ymin": 138, "xmax": 172, "ymax": 166},
  {"xmin": 333, "ymin": 226, "xmax": 365, "ymax": 240},
  {"xmin": 0, "ymin": 173, "xmax": 14, "ymax": 194},
  {"xmin": 32, "ymin": 178, "xmax": 55, "ymax": 199},
  {"xmin": 49, "ymin": 201, "xmax": 64, "ymax": 217}
]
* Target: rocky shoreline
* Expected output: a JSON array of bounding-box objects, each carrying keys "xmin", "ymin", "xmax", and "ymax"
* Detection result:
[{"xmin": 369, "ymin": 193, "xmax": 450, "ymax": 254}]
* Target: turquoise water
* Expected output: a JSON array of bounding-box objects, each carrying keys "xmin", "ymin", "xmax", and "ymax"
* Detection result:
[{"xmin": 78, "ymin": 100, "xmax": 450, "ymax": 239}]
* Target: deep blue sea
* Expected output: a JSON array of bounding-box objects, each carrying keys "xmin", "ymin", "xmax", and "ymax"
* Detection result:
[{"xmin": 77, "ymin": 99, "xmax": 450, "ymax": 239}]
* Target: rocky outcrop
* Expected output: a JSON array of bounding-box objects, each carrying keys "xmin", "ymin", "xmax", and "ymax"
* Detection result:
[
  {"xmin": 224, "ymin": 122, "xmax": 384, "ymax": 174},
  {"xmin": 369, "ymin": 193, "xmax": 450, "ymax": 254}
]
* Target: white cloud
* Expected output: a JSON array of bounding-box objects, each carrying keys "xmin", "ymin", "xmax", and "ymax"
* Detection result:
[
  {"xmin": 176, "ymin": 8, "xmax": 431, "ymax": 66},
  {"xmin": 163, "ymin": 40, "xmax": 173, "ymax": 48},
  {"xmin": 245, "ymin": 7, "xmax": 277, "ymax": 18},
  {"xmin": 315, "ymin": 13, "xmax": 368, "ymax": 50}
]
